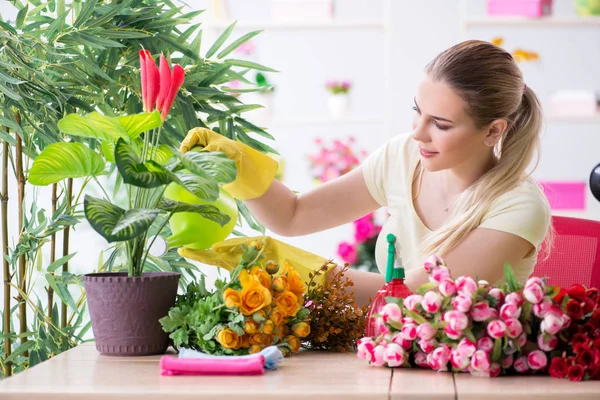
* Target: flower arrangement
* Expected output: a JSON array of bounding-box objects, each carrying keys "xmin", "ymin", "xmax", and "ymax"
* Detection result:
[
  {"xmin": 358, "ymin": 256, "xmax": 600, "ymax": 381},
  {"xmin": 160, "ymin": 241, "xmax": 311, "ymax": 356},
  {"xmin": 308, "ymin": 137, "xmax": 366, "ymax": 184},
  {"xmin": 325, "ymin": 80, "xmax": 352, "ymax": 95},
  {"xmin": 492, "ymin": 37, "xmax": 540, "ymax": 62},
  {"xmin": 337, "ymin": 213, "xmax": 382, "ymax": 273}
]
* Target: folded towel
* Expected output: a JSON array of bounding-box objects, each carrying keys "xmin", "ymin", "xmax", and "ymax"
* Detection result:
[
  {"xmin": 178, "ymin": 346, "xmax": 284, "ymax": 371},
  {"xmin": 160, "ymin": 355, "xmax": 265, "ymax": 376}
]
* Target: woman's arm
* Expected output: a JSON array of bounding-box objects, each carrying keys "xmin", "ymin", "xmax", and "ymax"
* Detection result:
[{"xmin": 244, "ymin": 166, "xmax": 380, "ymax": 237}]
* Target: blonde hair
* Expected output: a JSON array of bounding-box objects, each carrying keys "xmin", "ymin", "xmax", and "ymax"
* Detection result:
[{"xmin": 420, "ymin": 40, "xmax": 552, "ymax": 258}]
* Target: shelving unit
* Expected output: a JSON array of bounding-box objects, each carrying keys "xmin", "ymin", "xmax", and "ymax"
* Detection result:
[
  {"xmin": 204, "ymin": 19, "xmax": 387, "ymax": 30},
  {"xmin": 463, "ymin": 15, "xmax": 600, "ymax": 27}
]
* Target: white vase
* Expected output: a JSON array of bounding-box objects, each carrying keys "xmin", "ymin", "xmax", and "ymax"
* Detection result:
[{"xmin": 327, "ymin": 94, "xmax": 350, "ymax": 119}]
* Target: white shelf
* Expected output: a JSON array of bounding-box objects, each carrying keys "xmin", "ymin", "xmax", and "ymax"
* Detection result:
[
  {"xmin": 204, "ymin": 19, "xmax": 386, "ymax": 30},
  {"xmin": 546, "ymin": 113, "xmax": 600, "ymax": 123},
  {"xmin": 463, "ymin": 16, "xmax": 600, "ymax": 27},
  {"xmin": 255, "ymin": 116, "xmax": 384, "ymax": 127}
]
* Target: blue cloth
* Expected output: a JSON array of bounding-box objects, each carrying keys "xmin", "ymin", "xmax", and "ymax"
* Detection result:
[{"xmin": 178, "ymin": 346, "xmax": 284, "ymax": 371}]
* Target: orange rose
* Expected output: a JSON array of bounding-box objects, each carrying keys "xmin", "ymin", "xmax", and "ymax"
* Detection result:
[
  {"xmin": 244, "ymin": 320, "xmax": 258, "ymax": 334},
  {"xmin": 275, "ymin": 290, "xmax": 301, "ymax": 317},
  {"xmin": 285, "ymin": 334, "xmax": 301, "ymax": 353},
  {"xmin": 283, "ymin": 262, "xmax": 305, "ymax": 295},
  {"xmin": 249, "ymin": 345, "xmax": 262, "ymax": 354},
  {"xmin": 269, "ymin": 309, "xmax": 285, "ymax": 326},
  {"xmin": 217, "ymin": 328, "xmax": 240, "ymax": 349},
  {"xmin": 240, "ymin": 334, "xmax": 250, "ymax": 348},
  {"xmin": 249, "ymin": 333, "xmax": 266, "ymax": 346},
  {"xmin": 263, "ymin": 334, "xmax": 273, "ymax": 346},
  {"xmin": 239, "ymin": 270, "xmax": 272, "ymax": 315},
  {"xmin": 263, "ymin": 320, "xmax": 275, "ymax": 334},
  {"xmin": 223, "ymin": 288, "xmax": 242, "ymax": 308},
  {"xmin": 265, "ymin": 260, "xmax": 279, "ymax": 275},
  {"xmin": 271, "ymin": 276, "xmax": 288, "ymax": 293},
  {"xmin": 292, "ymin": 322, "xmax": 310, "ymax": 338},
  {"xmin": 251, "ymin": 266, "xmax": 272, "ymax": 289}
]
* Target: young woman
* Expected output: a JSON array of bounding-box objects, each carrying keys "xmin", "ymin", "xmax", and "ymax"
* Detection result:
[{"xmin": 181, "ymin": 40, "xmax": 552, "ymax": 306}]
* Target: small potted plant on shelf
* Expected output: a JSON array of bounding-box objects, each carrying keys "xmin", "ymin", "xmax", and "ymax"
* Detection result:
[
  {"xmin": 28, "ymin": 52, "xmax": 237, "ymax": 356},
  {"xmin": 325, "ymin": 80, "xmax": 352, "ymax": 119}
]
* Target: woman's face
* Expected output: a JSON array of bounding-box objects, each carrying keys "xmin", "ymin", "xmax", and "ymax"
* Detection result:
[{"xmin": 411, "ymin": 75, "xmax": 490, "ymax": 172}]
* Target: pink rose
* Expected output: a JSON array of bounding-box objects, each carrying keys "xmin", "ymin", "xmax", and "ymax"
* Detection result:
[
  {"xmin": 517, "ymin": 333, "xmax": 527, "ymax": 348},
  {"xmin": 501, "ymin": 354, "xmax": 514, "ymax": 369},
  {"xmin": 457, "ymin": 338, "xmax": 477, "ymax": 358},
  {"xmin": 477, "ymin": 337, "xmax": 494, "ymax": 353},
  {"xmin": 487, "ymin": 319, "xmax": 507, "ymax": 339},
  {"xmin": 438, "ymin": 278, "xmax": 457, "ymax": 297},
  {"xmin": 514, "ymin": 355, "xmax": 529, "ymax": 373},
  {"xmin": 423, "ymin": 254, "xmax": 444, "ymax": 273},
  {"xmin": 401, "ymin": 323, "xmax": 418, "ymax": 341},
  {"xmin": 527, "ymin": 350, "xmax": 548, "ymax": 371},
  {"xmin": 533, "ymin": 296, "xmax": 554, "ymax": 318},
  {"xmin": 444, "ymin": 324, "xmax": 463, "ymax": 340},
  {"xmin": 505, "ymin": 292, "xmax": 524, "ymax": 307},
  {"xmin": 470, "ymin": 302, "xmax": 495, "ymax": 322},
  {"xmin": 383, "ymin": 343, "xmax": 406, "ymax": 367},
  {"xmin": 456, "ymin": 276, "xmax": 478, "ymax": 297},
  {"xmin": 414, "ymin": 352, "xmax": 429, "ymax": 368},
  {"xmin": 537, "ymin": 333, "xmax": 558, "ymax": 352},
  {"xmin": 403, "ymin": 294, "xmax": 423, "ymax": 312},
  {"xmin": 470, "ymin": 350, "xmax": 491, "ymax": 373},
  {"xmin": 488, "ymin": 363, "xmax": 501, "ymax": 377},
  {"xmin": 430, "ymin": 266, "xmax": 450, "ymax": 284},
  {"xmin": 353, "ymin": 217, "xmax": 376, "ymax": 244},
  {"xmin": 421, "ymin": 291, "xmax": 442, "ymax": 313},
  {"xmin": 450, "ymin": 348, "xmax": 471, "ymax": 370},
  {"xmin": 357, "ymin": 337, "xmax": 375, "ymax": 360},
  {"xmin": 488, "ymin": 288, "xmax": 505, "ymax": 307},
  {"xmin": 541, "ymin": 312, "xmax": 564, "ymax": 335},
  {"xmin": 381, "ymin": 303, "xmax": 403, "ymax": 323},
  {"xmin": 392, "ymin": 332, "xmax": 413, "ymax": 351},
  {"xmin": 505, "ymin": 318, "xmax": 523, "ymax": 339},
  {"xmin": 371, "ymin": 344, "xmax": 387, "ymax": 366},
  {"xmin": 427, "ymin": 346, "xmax": 451, "ymax": 371},
  {"xmin": 523, "ymin": 283, "xmax": 544, "ymax": 304},
  {"xmin": 525, "ymin": 277, "xmax": 546, "ymax": 292},
  {"xmin": 416, "ymin": 322, "xmax": 436, "ymax": 341},
  {"xmin": 444, "ymin": 310, "xmax": 469, "ymax": 331},
  {"xmin": 452, "ymin": 295, "xmax": 473, "ymax": 313},
  {"xmin": 418, "ymin": 338, "xmax": 436, "ymax": 353},
  {"xmin": 500, "ymin": 302, "xmax": 522, "ymax": 320},
  {"xmin": 337, "ymin": 241, "xmax": 358, "ymax": 265}
]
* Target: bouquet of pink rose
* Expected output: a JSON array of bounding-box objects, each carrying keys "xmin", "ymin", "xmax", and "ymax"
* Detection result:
[{"xmin": 356, "ymin": 256, "xmax": 600, "ymax": 380}]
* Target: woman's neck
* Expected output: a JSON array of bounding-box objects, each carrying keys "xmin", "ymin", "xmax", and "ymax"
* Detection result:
[{"xmin": 437, "ymin": 152, "xmax": 497, "ymax": 196}]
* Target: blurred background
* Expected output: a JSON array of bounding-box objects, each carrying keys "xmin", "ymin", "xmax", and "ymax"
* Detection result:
[{"xmin": 1, "ymin": 0, "xmax": 599, "ymax": 281}]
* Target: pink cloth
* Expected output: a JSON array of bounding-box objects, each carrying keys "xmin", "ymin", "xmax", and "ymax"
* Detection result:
[{"xmin": 159, "ymin": 354, "xmax": 266, "ymax": 376}]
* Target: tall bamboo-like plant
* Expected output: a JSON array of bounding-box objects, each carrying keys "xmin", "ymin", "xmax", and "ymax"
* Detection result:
[{"xmin": 0, "ymin": 0, "xmax": 279, "ymax": 376}]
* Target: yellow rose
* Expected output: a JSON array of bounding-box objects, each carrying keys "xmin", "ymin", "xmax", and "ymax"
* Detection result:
[
  {"xmin": 282, "ymin": 325, "xmax": 290, "ymax": 336},
  {"xmin": 275, "ymin": 290, "xmax": 301, "ymax": 317},
  {"xmin": 244, "ymin": 320, "xmax": 258, "ymax": 334},
  {"xmin": 239, "ymin": 270, "xmax": 272, "ymax": 315},
  {"xmin": 251, "ymin": 266, "xmax": 272, "ymax": 289},
  {"xmin": 292, "ymin": 322, "xmax": 311, "ymax": 338},
  {"xmin": 283, "ymin": 262, "xmax": 305, "ymax": 295},
  {"xmin": 265, "ymin": 260, "xmax": 279, "ymax": 275},
  {"xmin": 269, "ymin": 309, "xmax": 285, "ymax": 326},
  {"xmin": 240, "ymin": 334, "xmax": 250, "ymax": 348},
  {"xmin": 285, "ymin": 334, "xmax": 301, "ymax": 353},
  {"xmin": 263, "ymin": 334, "xmax": 273, "ymax": 346},
  {"xmin": 217, "ymin": 328, "xmax": 240, "ymax": 349},
  {"xmin": 249, "ymin": 333, "xmax": 266, "ymax": 346},
  {"xmin": 249, "ymin": 345, "xmax": 262, "ymax": 354},
  {"xmin": 223, "ymin": 288, "xmax": 242, "ymax": 308},
  {"xmin": 271, "ymin": 276, "xmax": 288, "ymax": 293},
  {"xmin": 263, "ymin": 320, "xmax": 275, "ymax": 334}
]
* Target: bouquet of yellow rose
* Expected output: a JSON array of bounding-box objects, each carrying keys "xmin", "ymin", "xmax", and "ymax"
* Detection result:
[{"xmin": 160, "ymin": 242, "xmax": 311, "ymax": 356}]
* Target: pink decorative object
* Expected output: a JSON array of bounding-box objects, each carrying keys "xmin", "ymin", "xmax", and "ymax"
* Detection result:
[
  {"xmin": 540, "ymin": 181, "xmax": 586, "ymax": 211},
  {"xmin": 160, "ymin": 354, "xmax": 266, "ymax": 376},
  {"xmin": 487, "ymin": 0, "xmax": 553, "ymax": 17}
]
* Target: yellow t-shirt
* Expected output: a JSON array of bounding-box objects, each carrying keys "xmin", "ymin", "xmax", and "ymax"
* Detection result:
[{"xmin": 362, "ymin": 132, "xmax": 551, "ymax": 283}]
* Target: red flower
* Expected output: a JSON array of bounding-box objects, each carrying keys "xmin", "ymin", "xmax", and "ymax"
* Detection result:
[
  {"xmin": 576, "ymin": 346, "xmax": 595, "ymax": 368},
  {"xmin": 594, "ymin": 337, "xmax": 600, "ymax": 349},
  {"xmin": 589, "ymin": 366, "xmax": 600, "ymax": 380},
  {"xmin": 554, "ymin": 287, "xmax": 568, "ymax": 303},
  {"xmin": 583, "ymin": 297, "xmax": 596, "ymax": 315},
  {"xmin": 549, "ymin": 357, "xmax": 568, "ymax": 379},
  {"xmin": 566, "ymin": 299, "xmax": 584, "ymax": 320},
  {"xmin": 567, "ymin": 364, "xmax": 585, "ymax": 382},
  {"xmin": 591, "ymin": 310, "xmax": 600, "ymax": 328},
  {"xmin": 138, "ymin": 51, "xmax": 185, "ymax": 119},
  {"xmin": 587, "ymin": 288, "xmax": 599, "ymax": 302},
  {"xmin": 568, "ymin": 284, "xmax": 587, "ymax": 300}
]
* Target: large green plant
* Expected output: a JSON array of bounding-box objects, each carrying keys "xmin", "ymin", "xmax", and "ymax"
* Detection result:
[{"xmin": 1, "ymin": 0, "xmax": 279, "ymax": 376}]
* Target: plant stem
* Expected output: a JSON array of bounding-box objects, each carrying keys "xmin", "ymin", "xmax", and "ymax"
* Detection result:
[
  {"xmin": 92, "ymin": 176, "xmax": 110, "ymax": 201},
  {"xmin": 15, "ymin": 112, "xmax": 28, "ymax": 357},
  {"xmin": 2, "ymin": 134, "xmax": 12, "ymax": 377},
  {"xmin": 140, "ymin": 210, "xmax": 174, "ymax": 271},
  {"xmin": 47, "ymin": 183, "xmax": 57, "ymax": 319},
  {"xmin": 61, "ymin": 178, "xmax": 73, "ymax": 330}
]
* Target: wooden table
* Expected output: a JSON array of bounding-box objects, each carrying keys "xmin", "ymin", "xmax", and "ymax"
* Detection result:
[{"xmin": 0, "ymin": 343, "xmax": 598, "ymax": 399}]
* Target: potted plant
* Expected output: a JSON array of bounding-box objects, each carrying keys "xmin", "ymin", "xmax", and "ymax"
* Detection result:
[
  {"xmin": 28, "ymin": 52, "xmax": 238, "ymax": 356},
  {"xmin": 325, "ymin": 80, "xmax": 352, "ymax": 119}
]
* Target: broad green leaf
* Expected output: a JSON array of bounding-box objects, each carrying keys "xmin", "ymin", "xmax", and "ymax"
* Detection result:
[
  {"xmin": 115, "ymin": 139, "xmax": 174, "ymax": 188},
  {"xmin": 236, "ymin": 199, "xmax": 265, "ymax": 234},
  {"xmin": 175, "ymin": 172, "xmax": 219, "ymax": 202},
  {"xmin": 154, "ymin": 145, "xmax": 174, "ymax": 165},
  {"xmin": 58, "ymin": 112, "xmax": 128, "ymax": 142},
  {"xmin": 46, "ymin": 252, "xmax": 77, "ymax": 273},
  {"xmin": 180, "ymin": 151, "xmax": 236, "ymax": 185},
  {"xmin": 504, "ymin": 262, "xmax": 520, "ymax": 292},
  {"xmin": 158, "ymin": 199, "xmax": 230, "ymax": 227},
  {"xmin": 84, "ymin": 195, "xmax": 158, "ymax": 243},
  {"xmin": 217, "ymin": 30, "xmax": 262, "ymax": 59},
  {"xmin": 206, "ymin": 21, "xmax": 237, "ymax": 58},
  {"xmin": 117, "ymin": 111, "xmax": 161, "ymax": 140},
  {"xmin": 101, "ymin": 140, "xmax": 115, "ymax": 163},
  {"xmin": 223, "ymin": 59, "xmax": 279, "ymax": 73},
  {"xmin": 29, "ymin": 143, "xmax": 105, "ymax": 186}
]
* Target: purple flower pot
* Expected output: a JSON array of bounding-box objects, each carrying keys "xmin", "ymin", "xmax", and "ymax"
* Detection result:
[{"xmin": 83, "ymin": 272, "xmax": 180, "ymax": 356}]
